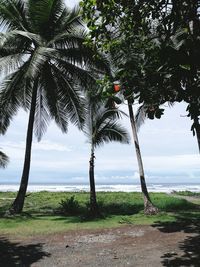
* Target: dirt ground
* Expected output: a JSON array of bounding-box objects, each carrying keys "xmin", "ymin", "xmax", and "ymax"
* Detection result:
[{"xmin": 0, "ymin": 222, "xmax": 200, "ymax": 267}]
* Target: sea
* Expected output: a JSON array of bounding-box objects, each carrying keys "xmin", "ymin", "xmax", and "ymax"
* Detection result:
[{"xmin": 1, "ymin": 183, "xmax": 200, "ymax": 193}]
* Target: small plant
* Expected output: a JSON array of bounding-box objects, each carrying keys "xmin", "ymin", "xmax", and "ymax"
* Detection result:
[{"xmin": 59, "ymin": 196, "xmax": 81, "ymax": 215}]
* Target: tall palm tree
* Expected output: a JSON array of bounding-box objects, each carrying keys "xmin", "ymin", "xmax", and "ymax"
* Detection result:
[
  {"xmin": 110, "ymin": 48, "xmax": 159, "ymax": 214},
  {"xmin": 83, "ymin": 92, "xmax": 130, "ymax": 216},
  {"xmin": 126, "ymin": 99, "xmax": 159, "ymax": 214},
  {"xmin": 0, "ymin": 150, "xmax": 9, "ymax": 168},
  {"xmin": 0, "ymin": 0, "xmax": 108, "ymax": 214}
]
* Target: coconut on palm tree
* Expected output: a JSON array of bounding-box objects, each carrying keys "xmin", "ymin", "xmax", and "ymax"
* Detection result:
[
  {"xmin": 83, "ymin": 91, "xmax": 130, "ymax": 216},
  {"xmin": 0, "ymin": 0, "xmax": 108, "ymax": 214}
]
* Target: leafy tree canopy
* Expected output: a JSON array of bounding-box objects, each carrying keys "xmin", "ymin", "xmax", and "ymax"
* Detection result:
[{"xmin": 80, "ymin": 0, "xmax": 200, "ymax": 139}]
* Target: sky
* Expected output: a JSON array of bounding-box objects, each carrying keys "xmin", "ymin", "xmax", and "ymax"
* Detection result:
[
  {"xmin": 0, "ymin": 0, "xmax": 199, "ymax": 185},
  {"xmin": 0, "ymin": 102, "xmax": 199, "ymax": 184}
]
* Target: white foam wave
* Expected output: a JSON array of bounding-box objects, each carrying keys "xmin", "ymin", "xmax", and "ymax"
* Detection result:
[{"xmin": 1, "ymin": 184, "xmax": 200, "ymax": 193}]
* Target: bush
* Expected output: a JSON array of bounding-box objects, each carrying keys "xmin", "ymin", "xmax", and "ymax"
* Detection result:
[{"xmin": 59, "ymin": 196, "xmax": 81, "ymax": 215}]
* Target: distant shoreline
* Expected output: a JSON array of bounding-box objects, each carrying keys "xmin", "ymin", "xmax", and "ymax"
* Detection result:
[{"xmin": 1, "ymin": 183, "xmax": 200, "ymax": 193}]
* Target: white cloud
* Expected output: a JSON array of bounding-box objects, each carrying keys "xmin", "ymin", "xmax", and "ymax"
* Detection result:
[
  {"xmin": 0, "ymin": 140, "xmax": 72, "ymax": 161},
  {"xmin": 33, "ymin": 140, "xmax": 72, "ymax": 152},
  {"xmin": 143, "ymin": 154, "xmax": 200, "ymax": 171}
]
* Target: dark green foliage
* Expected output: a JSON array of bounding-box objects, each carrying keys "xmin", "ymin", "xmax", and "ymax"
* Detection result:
[
  {"xmin": 80, "ymin": 0, "xmax": 200, "ymax": 147},
  {"xmin": 59, "ymin": 196, "xmax": 82, "ymax": 215},
  {"xmin": 147, "ymin": 108, "xmax": 165, "ymax": 120}
]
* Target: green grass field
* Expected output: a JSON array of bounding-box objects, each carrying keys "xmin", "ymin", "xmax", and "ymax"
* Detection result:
[{"xmin": 0, "ymin": 191, "xmax": 199, "ymax": 237}]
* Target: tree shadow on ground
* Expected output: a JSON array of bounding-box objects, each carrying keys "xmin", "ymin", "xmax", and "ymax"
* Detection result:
[
  {"xmin": 0, "ymin": 237, "xmax": 50, "ymax": 267},
  {"xmin": 152, "ymin": 212, "xmax": 200, "ymax": 266}
]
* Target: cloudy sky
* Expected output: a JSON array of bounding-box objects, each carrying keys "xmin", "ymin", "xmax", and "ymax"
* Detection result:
[{"xmin": 0, "ymin": 0, "xmax": 199, "ymax": 185}]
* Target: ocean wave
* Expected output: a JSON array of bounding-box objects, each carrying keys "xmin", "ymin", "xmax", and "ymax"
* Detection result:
[{"xmin": 1, "ymin": 184, "xmax": 200, "ymax": 193}]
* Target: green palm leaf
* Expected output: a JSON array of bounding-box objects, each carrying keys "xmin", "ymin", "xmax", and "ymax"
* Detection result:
[
  {"xmin": 34, "ymin": 88, "xmax": 51, "ymax": 141},
  {"xmin": 95, "ymin": 121, "xmax": 129, "ymax": 147},
  {"xmin": 0, "ymin": 0, "xmax": 28, "ymax": 30},
  {"xmin": 40, "ymin": 62, "xmax": 69, "ymax": 133},
  {"xmin": 0, "ymin": 150, "xmax": 9, "ymax": 168},
  {"xmin": 84, "ymin": 93, "xmax": 130, "ymax": 148},
  {"xmin": 51, "ymin": 64, "xmax": 85, "ymax": 129}
]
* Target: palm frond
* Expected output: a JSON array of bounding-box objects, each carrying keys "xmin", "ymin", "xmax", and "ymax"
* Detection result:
[
  {"xmin": 95, "ymin": 120, "xmax": 130, "ymax": 147},
  {"xmin": 0, "ymin": 63, "xmax": 31, "ymax": 134},
  {"xmin": 135, "ymin": 104, "xmax": 148, "ymax": 131},
  {"xmin": 25, "ymin": 47, "xmax": 50, "ymax": 80},
  {"xmin": 53, "ymin": 58, "xmax": 95, "ymax": 88},
  {"xmin": 40, "ymin": 62, "xmax": 69, "ymax": 133},
  {"xmin": 95, "ymin": 108, "xmax": 127, "ymax": 132},
  {"xmin": 34, "ymin": 86, "xmax": 51, "ymax": 141},
  {"xmin": 51, "ymin": 64, "xmax": 85, "ymax": 129},
  {"xmin": 0, "ymin": 30, "xmax": 43, "ymax": 47},
  {"xmin": 56, "ymin": 5, "xmax": 82, "ymax": 32},
  {"xmin": 48, "ymin": 31, "xmax": 86, "ymax": 48},
  {"xmin": 0, "ymin": 0, "xmax": 28, "ymax": 30},
  {"xmin": 55, "ymin": 46, "xmax": 110, "ymax": 75},
  {"xmin": 0, "ymin": 53, "xmax": 25, "ymax": 76},
  {"xmin": 0, "ymin": 150, "xmax": 9, "ymax": 168},
  {"xmin": 84, "ymin": 96, "xmax": 130, "ymax": 148},
  {"xmin": 27, "ymin": 0, "xmax": 65, "ymax": 39}
]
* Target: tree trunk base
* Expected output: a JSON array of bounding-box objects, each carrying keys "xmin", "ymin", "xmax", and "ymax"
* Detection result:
[
  {"xmin": 144, "ymin": 200, "xmax": 159, "ymax": 215},
  {"xmin": 8, "ymin": 200, "xmax": 23, "ymax": 215},
  {"xmin": 89, "ymin": 206, "xmax": 101, "ymax": 218}
]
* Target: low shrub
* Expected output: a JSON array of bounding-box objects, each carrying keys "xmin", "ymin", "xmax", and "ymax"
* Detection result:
[{"xmin": 59, "ymin": 196, "xmax": 82, "ymax": 215}]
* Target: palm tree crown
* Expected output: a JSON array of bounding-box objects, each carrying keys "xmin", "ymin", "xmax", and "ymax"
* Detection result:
[
  {"xmin": 0, "ymin": 0, "xmax": 108, "ymax": 138},
  {"xmin": 84, "ymin": 96, "xmax": 130, "ymax": 149}
]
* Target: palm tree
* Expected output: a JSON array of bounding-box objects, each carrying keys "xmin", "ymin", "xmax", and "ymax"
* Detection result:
[
  {"xmin": 109, "ymin": 46, "xmax": 159, "ymax": 214},
  {"xmin": 0, "ymin": 150, "xmax": 9, "ymax": 168},
  {"xmin": 126, "ymin": 99, "xmax": 159, "ymax": 214},
  {"xmin": 102, "ymin": 77, "xmax": 158, "ymax": 214},
  {"xmin": 0, "ymin": 0, "xmax": 108, "ymax": 214},
  {"xmin": 83, "ymin": 92, "xmax": 130, "ymax": 216}
]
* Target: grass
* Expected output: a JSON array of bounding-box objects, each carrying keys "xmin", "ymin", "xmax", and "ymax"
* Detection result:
[
  {"xmin": 0, "ymin": 191, "xmax": 199, "ymax": 238},
  {"xmin": 173, "ymin": 191, "xmax": 200, "ymax": 197}
]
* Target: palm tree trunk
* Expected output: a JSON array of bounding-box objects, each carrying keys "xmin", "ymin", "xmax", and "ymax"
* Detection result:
[
  {"xmin": 10, "ymin": 82, "xmax": 38, "ymax": 214},
  {"xmin": 127, "ymin": 99, "xmax": 158, "ymax": 215},
  {"xmin": 89, "ymin": 146, "xmax": 98, "ymax": 216}
]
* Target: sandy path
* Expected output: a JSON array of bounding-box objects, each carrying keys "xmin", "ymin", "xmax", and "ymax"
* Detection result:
[{"xmin": 1, "ymin": 224, "xmax": 199, "ymax": 267}]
